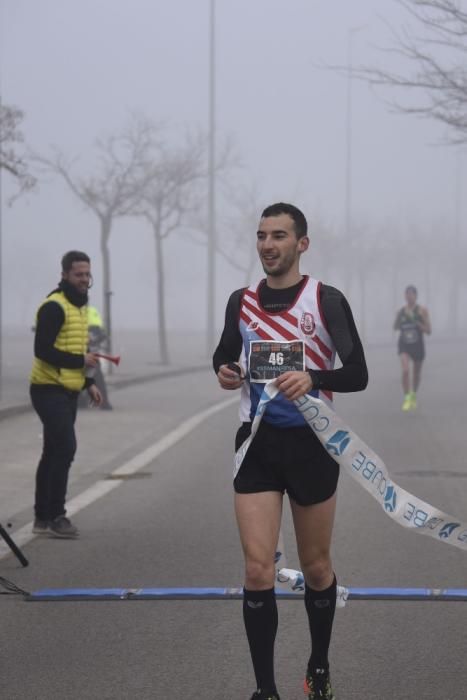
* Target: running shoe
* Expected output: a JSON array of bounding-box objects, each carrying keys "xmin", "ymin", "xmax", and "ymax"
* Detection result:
[
  {"xmin": 32, "ymin": 519, "xmax": 49, "ymax": 535},
  {"xmin": 48, "ymin": 515, "xmax": 79, "ymax": 539},
  {"xmin": 249, "ymin": 691, "xmax": 281, "ymax": 700},
  {"xmin": 409, "ymin": 391, "xmax": 417, "ymax": 410},
  {"xmin": 401, "ymin": 394, "xmax": 412, "ymax": 411},
  {"xmin": 303, "ymin": 667, "xmax": 335, "ymax": 699}
]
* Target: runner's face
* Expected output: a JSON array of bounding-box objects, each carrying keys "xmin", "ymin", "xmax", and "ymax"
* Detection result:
[
  {"xmin": 256, "ymin": 214, "xmax": 308, "ymax": 278},
  {"xmin": 405, "ymin": 289, "xmax": 417, "ymax": 307},
  {"xmin": 62, "ymin": 261, "xmax": 91, "ymax": 295}
]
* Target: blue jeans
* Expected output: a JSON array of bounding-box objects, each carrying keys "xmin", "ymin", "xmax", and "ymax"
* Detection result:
[{"xmin": 30, "ymin": 385, "xmax": 78, "ymax": 521}]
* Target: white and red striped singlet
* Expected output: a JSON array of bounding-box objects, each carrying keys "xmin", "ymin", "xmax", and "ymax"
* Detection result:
[{"xmin": 238, "ymin": 276, "xmax": 336, "ymax": 427}]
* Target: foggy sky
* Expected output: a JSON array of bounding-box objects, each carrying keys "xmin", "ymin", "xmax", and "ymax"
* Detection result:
[{"xmin": 1, "ymin": 0, "xmax": 465, "ymax": 336}]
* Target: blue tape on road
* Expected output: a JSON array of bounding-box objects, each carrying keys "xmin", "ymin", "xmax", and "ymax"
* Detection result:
[
  {"xmin": 348, "ymin": 587, "xmax": 467, "ymax": 601},
  {"xmin": 25, "ymin": 587, "xmax": 467, "ymax": 602}
]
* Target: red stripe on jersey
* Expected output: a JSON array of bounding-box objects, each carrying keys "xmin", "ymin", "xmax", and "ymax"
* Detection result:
[
  {"xmin": 242, "ymin": 298, "xmax": 327, "ymax": 371},
  {"xmin": 311, "ymin": 334, "xmax": 333, "ymax": 360},
  {"xmin": 244, "ymin": 288, "xmax": 258, "ymax": 303},
  {"xmin": 279, "ymin": 310, "xmax": 333, "ymax": 360},
  {"xmin": 240, "ymin": 316, "xmax": 332, "ymax": 401},
  {"xmin": 243, "ymin": 298, "xmax": 296, "ymax": 341},
  {"xmin": 304, "ymin": 345, "xmax": 327, "ymax": 372},
  {"xmin": 244, "ymin": 299, "xmax": 297, "ymax": 340},
  {"xmin": 240, "ymin": 309, "xmax": 252, "ymax": 326}
]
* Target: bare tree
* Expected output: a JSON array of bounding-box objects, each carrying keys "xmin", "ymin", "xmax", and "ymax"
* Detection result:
[
  {"xmin": 35, "ymin": 117, "xmax": 153, "ymax": 353},
  {"xmin": 359, "ymin": 0, "xmax": 467, "ymax": 142},
  {"xmin": 130, "ymin": 127, "xmax": 207, "ymax": 364},
  {"xmin": 145, "ymin": 132, "xmax": 237, "ymax": 360},
  {"xmin": 0, "ymin": 102, "xmax": 36, "ymax": 202},
  {"xmin": 350, "ymin": 2, "xmax": 467, "ymax": 336},
  {"xmin": 216, "ymin": 183, "xmax": 263, "ymax": 286}
]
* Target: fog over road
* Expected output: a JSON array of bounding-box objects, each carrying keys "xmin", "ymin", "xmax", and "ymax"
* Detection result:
[{"xmin": 0, "ymin": 342, "xmax": 466, "ymax": 700}]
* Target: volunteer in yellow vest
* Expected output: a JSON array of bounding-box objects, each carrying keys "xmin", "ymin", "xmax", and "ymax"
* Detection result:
[{"xmin": 30, "ymin": 250, "xmax": 102, "ymax": 539}]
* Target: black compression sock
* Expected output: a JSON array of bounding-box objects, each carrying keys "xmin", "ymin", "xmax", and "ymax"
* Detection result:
[
  {"xmin": 304, "ymin": 574, "xmax": 337, "ymax": 671},
  {"xmin": 243, "ymin": 587, "xmax": 278, "ymax": 694}
]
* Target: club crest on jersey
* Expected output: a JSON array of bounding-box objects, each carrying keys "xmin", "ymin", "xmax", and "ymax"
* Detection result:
[
  {"xmin": 300, "ymin": 312, "xmax": 315, "ymax": 336},
  {"xmin": 247, "ymin": 320, "xmax": 260, "ymax": 332}
]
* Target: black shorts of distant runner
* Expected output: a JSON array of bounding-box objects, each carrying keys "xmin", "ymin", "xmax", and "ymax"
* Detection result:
[
  {"xmin": 398, "ymin": 340, "xmax": 425, "ymax": 362},
  {"xmin": 234, "ymin": 420, "xmax": 339, "ymax": 506}
]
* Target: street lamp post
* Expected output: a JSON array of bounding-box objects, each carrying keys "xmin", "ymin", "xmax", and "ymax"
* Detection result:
[
  {"xmin": 345, "ymin": 25, "xmax": 365, "ymax": 338},
  {"xmin": 453, "ymin": 147, "xmax": 464, "ymax": 334},
  {"xmin": 0, "ymin": 92, "xmax": 3, "ymax": 400},
  {"xmin": 344, "ymin": 25, "xmax": 365, "ymax": 241},
  {"xmin": 206, "ymin": 0, "xmax": 216, "ymax": 355},
  {"xmin": 0, "ymin": 150, "xmax": 3, "ymax": 400}
]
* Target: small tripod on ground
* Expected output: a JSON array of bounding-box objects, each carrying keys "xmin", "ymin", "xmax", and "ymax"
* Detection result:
[{"xmin": 0, "ymin": 523, "xmax": 28, "ymax": 567}]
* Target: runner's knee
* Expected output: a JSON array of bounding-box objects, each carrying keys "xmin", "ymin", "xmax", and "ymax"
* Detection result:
[
  {"xmin": 244, "ymin": 558, "xmax": 276, "ymax": 590},
  {"xmin": 301, "ymin": 555, "xmax": 333, "ymax": 589}
]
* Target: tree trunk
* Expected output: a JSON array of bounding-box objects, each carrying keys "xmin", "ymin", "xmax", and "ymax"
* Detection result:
[
  {"xmin": 100, "ymin": 215, "xmax": 113, "ymax": 370},
  {"xmin": 153, "ymin": 221, "xmax": 169, "ymax": 364}
]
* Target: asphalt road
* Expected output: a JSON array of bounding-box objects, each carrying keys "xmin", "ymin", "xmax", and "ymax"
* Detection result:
[{"xmin": 0, "ymin": 341, "xmax": 466, "ymax": 700}]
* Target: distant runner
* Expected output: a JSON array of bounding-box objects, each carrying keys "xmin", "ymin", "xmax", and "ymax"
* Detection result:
[{"xmin": 393, "ymin": 285, "xmax": 431, "ymax": 411}]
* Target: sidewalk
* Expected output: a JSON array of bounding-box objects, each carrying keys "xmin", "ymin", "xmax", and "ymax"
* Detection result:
[{"xmin": 0, "ymin": 328, "xmax": 211, "ymax": 420}]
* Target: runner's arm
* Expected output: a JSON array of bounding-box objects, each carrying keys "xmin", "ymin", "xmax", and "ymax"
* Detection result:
[
  {"xmin": 308, "ymin": 285, "xmax": 368, "ymax": 393},
  {"xmin": 212, "ymin": 289, "xmax": 245, "ymax": 373},
  {"xmin": 418, "ymin": 306, "xmax": 431, "ymax": 335},
  {"xmin": 393, "ymin": 309, "xmax": 403, "ymax": 331}
]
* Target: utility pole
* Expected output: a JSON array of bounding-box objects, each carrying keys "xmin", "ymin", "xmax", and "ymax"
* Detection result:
[
  {"xmin": 345, "ymin": 25, "xmax": 365, "ymax": 338},
  {"xmin": 345, "ymin": 25, "xmax": 365, "ymax": 241},
  {"xmin": 453, "ymin": 147, "xmax": 463, "ymax": 334},
  {"xmin": 0, "ymin": 94, "xmax": 3, "ymax": 399},
  {"xmin": 206, "ymin": 0, "xmax": 216, "ymax": 355}
]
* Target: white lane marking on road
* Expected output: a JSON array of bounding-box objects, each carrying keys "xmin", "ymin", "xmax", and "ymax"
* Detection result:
[{"xmin": 0, "ymin": 396, "xmax": 238, "ymax": 560}]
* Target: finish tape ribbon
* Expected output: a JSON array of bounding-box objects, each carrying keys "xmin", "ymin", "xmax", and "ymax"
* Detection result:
[{"xmin": 234, "ymin": 382, "xmax": 467, "ymax": 562}]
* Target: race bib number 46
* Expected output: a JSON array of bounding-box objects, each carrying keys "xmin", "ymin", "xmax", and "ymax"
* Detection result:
[{"xmin": 249, "ymin": 340, "xmax": 305, "ymax": 382}]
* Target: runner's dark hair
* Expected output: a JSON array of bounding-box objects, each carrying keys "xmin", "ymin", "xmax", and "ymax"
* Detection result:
[{"xmin": 261, "ymin": 203, "xmax": 308, "ymax": 239}]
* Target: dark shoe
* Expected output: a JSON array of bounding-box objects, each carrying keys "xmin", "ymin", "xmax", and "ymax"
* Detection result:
[
  {"xmin": 303, "ymin": 667, "xmax": 335, "ymax": 699},
  {"xmin": 49, "ymin": 516, "xmax": 79, "ymax": 539},
  {"xmin": 250, "ymin": 692, "xmax": 281, "ymax": 700},
  {"xmin": 32, "ymin": 519, "xmax": 49, "ymax": 535}
]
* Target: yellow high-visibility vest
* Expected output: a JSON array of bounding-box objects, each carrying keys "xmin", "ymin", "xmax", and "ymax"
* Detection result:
[{"xmin": 30, "ymin": 291, "xmax": 88, "ymax": 391}]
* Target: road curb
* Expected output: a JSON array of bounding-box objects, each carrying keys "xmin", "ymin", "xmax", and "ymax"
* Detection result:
[{"xmin": 0, "ymin": 363, "xmax": 211, "ymax": 422}]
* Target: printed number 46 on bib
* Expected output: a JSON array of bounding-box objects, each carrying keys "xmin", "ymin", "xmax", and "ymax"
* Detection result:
[
  {"xmin": 269, "ymin": 351, "xmax": 284, "ymax": 366},
  {"xmin": 249, "ymin": 340, "xmax": 305, "ymax": 382}
]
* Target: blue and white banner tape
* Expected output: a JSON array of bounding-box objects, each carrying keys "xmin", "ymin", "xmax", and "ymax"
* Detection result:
[
  {"xmin": 235, "ymin": 382, "xmax": 467, "ymax": 553},
  {"xmin": 25, "ymin": 586, "xmax": 467, "ymax": 602}
]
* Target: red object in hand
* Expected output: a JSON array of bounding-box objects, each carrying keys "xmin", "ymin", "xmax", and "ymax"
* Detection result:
[{"xmin": 94, "ymin": 352, "xmax": 121, "ymax": 366}]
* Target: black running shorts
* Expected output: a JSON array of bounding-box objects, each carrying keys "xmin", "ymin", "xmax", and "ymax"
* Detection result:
[
  {"xmin": 234, "ymin": 420, "xmax": 339, "ymax": 506},
  {"xmin": 398, "ymin": 340, "xmax": 425, "ymax": 362}
]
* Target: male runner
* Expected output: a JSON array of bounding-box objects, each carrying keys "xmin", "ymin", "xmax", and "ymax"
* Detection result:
[
  {"xmin": 393, "ymin": 285, "xmax": 431, "ymax": 411},
  {"xmin": 213, "ymin": 203, "xmax": 368, "ymax": 700}
]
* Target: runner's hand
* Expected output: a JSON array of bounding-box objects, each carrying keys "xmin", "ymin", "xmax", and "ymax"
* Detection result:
[
  {"xmin": 217, "ymin": 363, "xmax": 244, "ymax": 390},
  {"xmin": 275, "ymin": 371, "xmax": 312, "ymax": 401}
]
